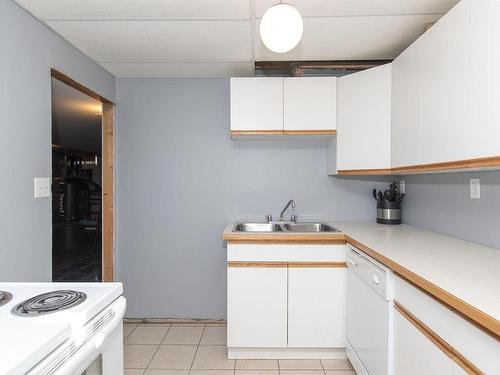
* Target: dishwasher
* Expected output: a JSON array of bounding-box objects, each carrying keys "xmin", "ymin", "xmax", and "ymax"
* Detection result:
[{"xmin": 346, "ymin": 244, "xmax": 394, "ymax": 375}]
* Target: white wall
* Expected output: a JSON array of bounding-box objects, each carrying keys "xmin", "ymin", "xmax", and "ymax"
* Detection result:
[{"xmin": 0, "ymin": 0, "xmax": 115, "ymax": 281}]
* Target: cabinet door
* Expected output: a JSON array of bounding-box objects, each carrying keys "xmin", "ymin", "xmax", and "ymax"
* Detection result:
[
  {"xmin": 394, "ymin": 309, "xmax": 463, "ymax": 375},
  {"xmin": 227, "ymin": 266, "xmax": 287, "ymax": 348},
  {"xmin": 469, "ymin": 0, "xmax": 500, "ymax": 159},
  {"xmin": 230, "ymin": 77, "xmax": 283, "ymax": 131},
  {"xmin": 337, "ymin": 64, "xmax": 391, "ymax": 171},
  {"xmin": 420, "ymin": 1, "xmax": 471, "ymax": 164},
  {"xmin": 283, "ymin": 77, "xmax": 337, "ymax": 132},
  {"xmin": 391, "ymin": 37, "xmax": 424, "ymax": 168},
  {"xmin": 288, "ymin": 267, "xmax": 346, "ymax": 348}
]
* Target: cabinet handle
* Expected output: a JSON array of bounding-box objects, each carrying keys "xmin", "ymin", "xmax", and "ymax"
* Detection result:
[
  {"xmin": 372, "ymin": 274, "xmax": 380, "ymax": 285},
  {"xmin": 347, "ymin": 258, "xmax": 357, "ymax": 268}
]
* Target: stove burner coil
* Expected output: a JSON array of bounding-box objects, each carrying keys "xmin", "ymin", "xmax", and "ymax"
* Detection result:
[
  {"xmin": 13, "ymin": 290, "xmax": 86, "ymax": 316},
  {"xmin": 0, "ymin": 291, "xmax": 13, "ymax": 307}
]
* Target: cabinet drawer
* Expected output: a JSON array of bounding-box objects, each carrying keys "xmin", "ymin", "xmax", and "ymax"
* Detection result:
[
  {"xmin": 227, "ymin": 244, "xmax": 346, "ymax": 262},
  {"xmin": 394, "ymin": 308, "xmax": 465, "ymax": 375},
  {"xmin": 452, "ymin": 313, "xmax": 500, "ymax": 374},
  {"xmin": 394, "ymin": 275, "xmax": 454, "ymax": 344}
]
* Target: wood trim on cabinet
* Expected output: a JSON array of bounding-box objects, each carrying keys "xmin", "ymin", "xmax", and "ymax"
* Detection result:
[
  {"xmin": 468, "ymin": 156, "xmax": 500, "ymax": 169},
  {"xmin": 336, "ymin": 156, "xmax": 500, "ymax": 176},
  {"xmin": 223, "ymin": 233, "xmax": 347, "ymax": 244},
  {"xmin": 227, "ymin": 261, "xmax": 288, "ymax": 268},
  {"xmin": 51, "ymin": 69, "xmax": 114, "ymax": 104},
  {"xmin": 230, "ymin": 130, "xmax": 336, "ymax": 137},
  {"xmin": 346, "ymin": 236, "xmax": 500, "ymax": 338},
  {"xmin": 230, "ymin": 130, "xmax": 284, "ymax": 136},
  {"xmin": 283, "ymin": 130, "xmax": 336, "ymax": 136},
  {"xmin": 392, "ymin": 159, "xmax": 470, "ymax": 173},
  {"xmin": 287, "ymin": 262, "xmax": 347, "ymax": 268},
  {"xmin": 227, "ymin": 261, "xmax": 346, "ymax": 268},
  {"xmin": 337, "ymin": 168, "xmax": 392, "ymax": 176},
  {"xmin": 394, "ymin": 301, "xmax": 484, "ymax": 375},
  {"xmin": 393, "ymin": 156, "xmax": 500, "ymax": 174}
]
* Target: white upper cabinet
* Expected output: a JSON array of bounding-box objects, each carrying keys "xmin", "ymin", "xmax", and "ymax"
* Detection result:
[
  {"xmin": 391, "ymin": 36, "xmax": 424, "ymax": 168},
  {"xmin": 420, "ymin": 0, "xmax": 470, "ymax": 164},
  {"xmin": 392, "ymin": 0, "xmax": 500, "ymax": 170},
  {"xmin": 230, "ymin": 77, "xmax": 283, "ymax": 132},
  {"xmin": 283, "ymin": 77, "xmax": 337, "ymax": 132},
  {"xmin": 469, "ymin": 0, "xmax": 500, "ymax": 159},
  {"xmin": 337, "ymin": 64, "xmax": 392, "ymax": 172}
]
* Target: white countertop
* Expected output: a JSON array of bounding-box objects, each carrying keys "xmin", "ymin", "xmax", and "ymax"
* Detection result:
[{"xmin": 332, "ymin": 222, "xmax": 500, "ymax": 323}]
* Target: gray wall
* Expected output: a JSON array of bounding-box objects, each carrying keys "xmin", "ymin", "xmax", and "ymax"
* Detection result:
[
  {"xmin": 401, "ymin": 171, "xmax": 500, "ymax": 249},
  {"xmin": 116, "ymin": 78, "xmax": 389, "ymax": 319},
  {"xmin": 0, "ymin": 1, "xmax": 115, "ymax": 281}
]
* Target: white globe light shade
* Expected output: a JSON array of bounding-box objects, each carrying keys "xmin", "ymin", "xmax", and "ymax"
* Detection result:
[{"xmin": 260, "ymin": 3, "xmax": 303, "ymax": 53}]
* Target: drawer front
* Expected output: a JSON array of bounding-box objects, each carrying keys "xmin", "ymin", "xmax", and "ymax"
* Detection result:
[
  {"xmin": 394, "ymin": 275, "xmax": 454, "ymax": 344},
  {"xmin": 394, "ymin": 308, "xmax": 463, "ymax": 375},
  {"xmin": 227, "ymin": 244, "xmax": 346, "ymax": 262},
  {"xmin": 452, "ymin": 313, "xmax": 500, "ymax": 374}
]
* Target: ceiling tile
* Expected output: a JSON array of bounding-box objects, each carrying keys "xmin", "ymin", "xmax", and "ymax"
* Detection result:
[
  {"xmin": 47, "ymin": 20, "xmax": 252, "ymax": 62},
  {"xmin": 255, "ymin": 0, "xmax": 458, "ymax": 18},
  {"xmin": 102, "ymin": 62, "xmax": 254, "ymax": 77},
  {"xmin": 255, "ymin": 14, "xmax": 442, "ymax": 60},
  {"xmin": 16, "ymin": 0, "xmax": 251, "ymax": 20}
]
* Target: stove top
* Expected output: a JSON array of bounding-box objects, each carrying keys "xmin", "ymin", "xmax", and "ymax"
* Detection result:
[
  {"xmin": 13, "ymin": 290, "xmax": 87, "ymax": 316},
  {"xmin": 0, "ymin": 282, "xmax": 123, "ymax": 375},
  {"xmin": 0, "ymin": 291, "xmax": 13, "ymax": 307}
]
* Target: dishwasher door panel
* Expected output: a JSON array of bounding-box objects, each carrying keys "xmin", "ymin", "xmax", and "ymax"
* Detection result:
[{"xmin": 347, "ymin": 268, "xmax": 390, "ymax": 375}]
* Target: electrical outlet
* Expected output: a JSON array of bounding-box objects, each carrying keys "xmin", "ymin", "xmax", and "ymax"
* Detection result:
[
  {"xmin": 399, "ymin": 180, "xmax": 405, "ymax": 194},
  {"xmin": 34, "ymin": 177, "xmax": 51, "ymax": 198},
  {"xmin": 470, "ymin": 178, "xmax": 480, "ymax": 199}
]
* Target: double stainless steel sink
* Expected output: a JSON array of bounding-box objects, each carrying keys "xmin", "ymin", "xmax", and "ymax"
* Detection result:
[{"xmin": 233, "ymin": 222, "xmax": 339, "ymax": 233}]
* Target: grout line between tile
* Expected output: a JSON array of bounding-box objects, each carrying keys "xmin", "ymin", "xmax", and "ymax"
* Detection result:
[
  {"xmin": 188, "ymin": 323, "xmax": 206, "ymax": 374},
  {"xmin": 143, "ymin": 325, "xmax": 171, "ymax": 370}
]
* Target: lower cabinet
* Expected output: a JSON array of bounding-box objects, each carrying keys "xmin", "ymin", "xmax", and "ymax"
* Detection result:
[
  {"xmin": 227, "ymin": 266, "xmax": 288, "ymax": 348},
  {"xmin": 227, "ymin": 243, "xmax": 347, "ymax": 354},
  {"xmin": 394, "ymin": 308, "xmax": 465, "ymax": 375},
  {"xmin": 288, "ymin": 267, "xmax": 346, "ymax": 348}
]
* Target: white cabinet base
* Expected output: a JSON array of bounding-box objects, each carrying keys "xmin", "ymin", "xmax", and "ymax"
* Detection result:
[
  {"xmin": 346, "ymin": 341, "xmax": 369, "ymax": 375},
  {"xmin": 228, "ymin": 347, "xmax": 347, "ymax": 360}
]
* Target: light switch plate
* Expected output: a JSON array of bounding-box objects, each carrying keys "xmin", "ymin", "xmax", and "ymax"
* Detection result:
[
  {"xmin": 34, "ymin": 177, "xmax": 51, "ymax": 198},
  {"xmin": 470, "ymin": 178, "xmax": 480, "ymax": 199}
]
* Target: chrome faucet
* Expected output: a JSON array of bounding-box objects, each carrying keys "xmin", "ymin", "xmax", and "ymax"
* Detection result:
[{"xmin": 279, "ymin": 199, "xmax": 296, "ymax": 222}]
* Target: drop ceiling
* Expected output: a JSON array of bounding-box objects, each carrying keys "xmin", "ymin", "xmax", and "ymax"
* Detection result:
[{"xmin": 15, "ymin": 0, "xmax": 459, "ymax": 78}]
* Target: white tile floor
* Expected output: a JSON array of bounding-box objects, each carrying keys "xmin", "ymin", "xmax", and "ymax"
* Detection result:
[{"xmin": 123, "ymin": 323, "xmax": 355, "ymax": 375}]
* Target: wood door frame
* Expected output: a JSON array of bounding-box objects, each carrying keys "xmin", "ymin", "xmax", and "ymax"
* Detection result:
[{"xmin": 51, "ymin": 68, "xmax": 116, "ymax": 282}]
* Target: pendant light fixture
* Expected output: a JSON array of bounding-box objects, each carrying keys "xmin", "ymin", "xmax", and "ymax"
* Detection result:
[{"xmin": 260, "ymin": 1, "xmax": 303, "ymax": 53}]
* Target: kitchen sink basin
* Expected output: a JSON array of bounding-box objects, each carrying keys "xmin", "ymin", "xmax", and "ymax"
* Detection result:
[
  {"xmin": 232, "ymin": 222, "xmax": 339, "ymax": 233},
  {"xmin": 233, "ymin": 223, "xmax": 282, "ymax": 232},
  {"xmin": 281, "ymin": 223, "xmax": 339, "ymax": 232}
]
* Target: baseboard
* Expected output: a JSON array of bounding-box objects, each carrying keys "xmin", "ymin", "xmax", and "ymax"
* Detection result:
[{"xmin": 228, "ymin": 347, "xmax": 347, "ymax": 359}]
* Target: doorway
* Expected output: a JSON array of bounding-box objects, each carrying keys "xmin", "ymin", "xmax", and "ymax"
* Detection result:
[{"xmin": 50, "ymin": 69, "xmax": 115, "ymax": 282}]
